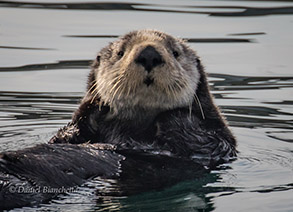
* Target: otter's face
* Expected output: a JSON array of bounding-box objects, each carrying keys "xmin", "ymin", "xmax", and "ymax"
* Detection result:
[{"xmin": 92, "ymin": 29, "xmax": 201, "ymax": 111}]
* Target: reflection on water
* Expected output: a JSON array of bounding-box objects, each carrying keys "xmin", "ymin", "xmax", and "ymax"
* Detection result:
[
  {"xmin": 0, "ymin": 60, "xmax": 91, "ymax": 72},
  {"xmin": 0, "ymin": 91, "xmax": 81, "ymax": 151},
  {"xmin": 1, "ymin": 1, "xmax": 293, "ymax": 17},
  {"xmin": 0, "ymin": 0, "xmax": 293, "ymax": 211},
  {"xmin": 0, "ymin": 46, "xmax": 56, "ymax": 50}
]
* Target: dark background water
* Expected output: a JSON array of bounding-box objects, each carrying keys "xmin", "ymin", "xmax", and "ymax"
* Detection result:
[{"xmin": 0, "ymin": 0, "xmax": 292, "ymax": 211}]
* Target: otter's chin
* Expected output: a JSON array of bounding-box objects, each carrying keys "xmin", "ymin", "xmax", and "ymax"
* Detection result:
[{"xmin": 112, "ymin": 84, "xmax": 191, "ymax": 111}]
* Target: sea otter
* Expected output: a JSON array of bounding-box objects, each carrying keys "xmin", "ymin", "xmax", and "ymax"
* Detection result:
[{"xmin": 0, "ymin": 29, "xmax": 236, "ymax": 209}]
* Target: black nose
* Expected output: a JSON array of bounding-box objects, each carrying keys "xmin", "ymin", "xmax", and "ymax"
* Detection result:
[{"xmin": 135, "ymin": 46, "xmax": 164, "ymax": 72}]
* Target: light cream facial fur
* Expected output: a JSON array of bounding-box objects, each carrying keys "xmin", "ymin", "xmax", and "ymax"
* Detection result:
[{"xmin": 92, "ymin": 30, "xmax": 200, "ymax": 113}]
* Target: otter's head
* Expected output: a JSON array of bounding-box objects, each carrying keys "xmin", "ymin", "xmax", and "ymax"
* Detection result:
[{"xmin": 89, "ymin": 29, "xmax": 202, "ymax": 112}]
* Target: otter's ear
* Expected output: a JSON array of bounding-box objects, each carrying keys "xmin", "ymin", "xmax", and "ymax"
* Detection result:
[
  {"xmin": 91, "ymin": 55, "xmax": 100, "ymax": 69},
  {"xmin": 196, "ymin": 57, "xmax": 203, "ymax": 71},
  {"xmin": 96, "ymin": 55, "xmax": 101, "ymax": 63}
]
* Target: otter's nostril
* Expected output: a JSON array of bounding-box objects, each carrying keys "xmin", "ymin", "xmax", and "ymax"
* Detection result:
[
  {"xmin": 137, "ymin": 57, "xmax": 146, "ymax": 65},
  {"xmin": 135, "ymin": 46, "xmax": 164, "ymax": 72},
  {"xmin": 153, "ymin": 58, "xmax": 162, "ymax": 66}
]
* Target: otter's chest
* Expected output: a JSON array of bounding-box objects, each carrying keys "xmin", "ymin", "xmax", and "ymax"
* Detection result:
[{"xmin": 97, "ymin": 118, "xmax": 157, "ymax": 145}]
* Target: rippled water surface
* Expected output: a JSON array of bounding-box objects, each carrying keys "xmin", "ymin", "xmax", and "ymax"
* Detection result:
[{"xmin": 0, "ymin": 0, "xmax": 293, "ymax": 211}]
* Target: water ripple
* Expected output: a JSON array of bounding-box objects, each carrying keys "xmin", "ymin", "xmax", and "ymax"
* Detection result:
[
  {"xmin": 0, "ymin": 1, "xmax": 293, "ymax": 17},
  {"xmin": 0, "ymin": 46, "xmax": 56, "ymax": 51}
]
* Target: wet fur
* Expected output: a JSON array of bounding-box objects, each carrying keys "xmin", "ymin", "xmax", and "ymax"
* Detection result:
[{"xmin": 0, "ymin": 144, "xmax": 122, "ymax": 210}]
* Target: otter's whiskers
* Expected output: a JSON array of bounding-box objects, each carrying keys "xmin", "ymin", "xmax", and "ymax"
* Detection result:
[
  {"xmin": 194, "ymin": 93, "xmax": 205, "ymax": 120},
  {"xmin": 85, "ymin": 80, "xmax": 97, "ymax": 97}
]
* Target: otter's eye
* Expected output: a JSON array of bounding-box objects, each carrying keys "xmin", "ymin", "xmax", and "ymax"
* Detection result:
[
  {"xmin": 173, "ymin": 51, "xmax": 179, "ymax": 58},
  {"xmin": 96, "ymin": 55, "xmax": 100, "ymax": 62},
  {"xmin": 117, "ymin": 51, "xmax": 124, "ymax": 57}
]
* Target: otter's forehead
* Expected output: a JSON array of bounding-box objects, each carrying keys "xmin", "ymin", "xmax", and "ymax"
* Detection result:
[{"xmin": 118, "ymin": 29, "xmax": 181, "ymax": 50}]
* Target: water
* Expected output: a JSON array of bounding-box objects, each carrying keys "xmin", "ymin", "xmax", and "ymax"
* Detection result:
[{"xmin": 0, "ymin": 0, "xmax": 293, "ymax": 211}]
